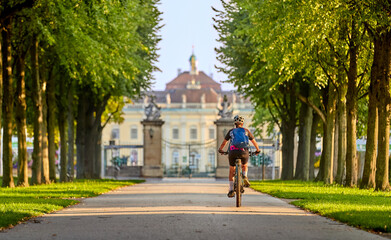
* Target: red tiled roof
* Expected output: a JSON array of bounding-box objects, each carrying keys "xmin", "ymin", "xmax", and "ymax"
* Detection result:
[
  {"xmin": 168, "ymin": 88, "xmax": 219, "ymax": 103},
  {"xmin": 165, "ymin": 71, "xmax": 221, "ymax": 91}
]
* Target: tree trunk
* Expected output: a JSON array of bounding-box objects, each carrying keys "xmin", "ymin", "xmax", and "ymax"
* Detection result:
[
  {"xmin": 76, "ymin": 89, "xmax": 87, "ymax": 179},
  {"xmin": 360, "ymin": 64, "xmax": 378, "ymax": 189},
  {"xmin": 16, "ymin": 53, "xmax": 29, "ymax": 187},
  {"xmin": 333, "ymin": 113, "xmax": 339, "ymax": 179},
  {"xmin": 335, "ymin": 18, "xmax": 348, "ymax": 185},
  {"xmin": 57, "ymin": 73, "xmax": 68, "ymax": 182},
  {"xmin": 76, "ymin": 87, "xmax": 111, "ymax": 179},
  {"xmin": 315, "ymin": 124, "xmax": 325, "ymax": 182},
  {"xmin": 295, "ymin": 83, "xmax": 312, "ymax": 181},
  {"xmin": 0, "ymin": 26, "xmax": 2, "ymax": 186},
  {"xmin": 67, "ymin": 82, "xmax": 75, "ymax": 181},
  {"xmin": 346, "ymin": 20, "xmax": 359, "ymax": 187},
  {"xmin": 41, "ymin": 86, "xmax": 50, "ymax": 184},
  {"xmin": 323, "ymin": 83, "xmax": 337, "ymax": 184},
  {"xmin": 47, "ymin": 69, "xmax": 56, "ymax": 182},
  {"xmin": 295, "ymin": 102, "xmax": 307, "ymax": 180},
  {"xmin": 84, "ymin": 102, "xmax": 95, "ymax": 179},
  {"xmin": 375, "ymin": 31, "xmax": 391, "ymax": 191},
  {"xmin": 316, "ymin": 87, "xmax": 330, "ymax": 182},
  {"xmin": 281, "ymin": 121, "xmax": 295, "ymax": 180},
  {"xmin": 281, "ymin": 88, "xmax": 296, "ymax": 180},
  {"xmin": 92, "ymin": 95, "xmax": 110, "ymax": 179},
  {"xmin": 94, "ymin": 130, "xmax": 103, "ymax": 179},
  {"xmin": 302, "ymin": 102, "xmax": 313, "ymax": 181},
  {"xmin": 1, "ymin": 19, "xmax": 15, "ymax": 188},
  {"xmin": 59, "ymin": 111, "xmax": 67, "ymax": 182},
  {"xmin": 336, "ymin": 97, "xmax": 347, "ymax": 185},
  {"xmin": 86, "ymin": 98, "xmax": 107, "ymax": 179},
  {"xmin": 31, "ymin": 37, "xmax": 42, "ymax": 185},
  {"xmin": 309, "ymin": 114, "xmax": 320, "ymax": 180}
]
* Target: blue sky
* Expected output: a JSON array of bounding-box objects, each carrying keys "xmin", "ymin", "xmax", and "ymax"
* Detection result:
[{"xmin": 152, "ymin": 0, "xmax": 234, "ymax": 91}]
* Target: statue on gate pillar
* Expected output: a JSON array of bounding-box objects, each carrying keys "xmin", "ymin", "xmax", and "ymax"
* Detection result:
[
  {"xmin": 218, "ymin": 95, "xmax": 233, "ymax": 119},
  {"xmin": 145, "ymin": 96, "xmax": 161, "ymax": 120},
  {"xmin": 215, "ymin": 95, "xmax": 234, "ymax": 178},
  {"xmin": 142, "ymin": 95, "xmax": 164, "ymax": 178}
]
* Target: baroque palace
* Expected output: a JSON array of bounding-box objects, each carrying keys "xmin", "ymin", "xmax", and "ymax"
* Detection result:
[{"xmin": 102, "ymin": 53, "xmax": 279, "ymax": 177}]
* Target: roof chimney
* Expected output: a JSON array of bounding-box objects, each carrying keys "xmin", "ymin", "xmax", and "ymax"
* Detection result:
[{"xmin": 177, "ymin": 68, "xmax": 181, "ymax": 76}]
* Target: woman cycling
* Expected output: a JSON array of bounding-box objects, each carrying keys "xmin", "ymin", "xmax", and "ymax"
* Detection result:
[{"xmin": 218, "ymin": 115, "xmax": 260, "ymax": 198}]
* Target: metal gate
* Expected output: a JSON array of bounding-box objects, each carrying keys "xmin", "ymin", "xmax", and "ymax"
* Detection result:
[
  {"xmin": 162, "ymin": 139, "xmax": 216, "ymax": 178},
  {"xmin": 103, "ymin": 143, "xmax": 143, "ymax": 178}
]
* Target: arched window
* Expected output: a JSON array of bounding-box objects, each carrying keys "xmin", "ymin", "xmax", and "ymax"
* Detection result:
[
  {"xmin": 172, "ymin": 150, "xmax": 179, "ymax": 164},
  {"xmin": 208, "ymin": 150, "xmax": 215, "ymax": 167},
  {"xmin": 189, "ymin": 151, "xmax": 199, "ymax": 170},
  {"xmin": 130, "ymin": 150, "xmax": 138, "ymax": 166}
]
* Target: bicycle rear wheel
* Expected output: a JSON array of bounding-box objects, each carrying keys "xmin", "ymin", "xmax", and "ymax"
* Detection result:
[{"xmin": 235, "ymin": 162, "xmax": 242, "ymax": 207}]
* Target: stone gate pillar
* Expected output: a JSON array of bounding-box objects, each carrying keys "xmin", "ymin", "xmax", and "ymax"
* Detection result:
[
  {"xmin": 141, "ymin": 119, "xmax": 164, "ymax": 178},
  {"xmin": 215, "ymin": 118, "xmax": 233, "ymax": 178}
]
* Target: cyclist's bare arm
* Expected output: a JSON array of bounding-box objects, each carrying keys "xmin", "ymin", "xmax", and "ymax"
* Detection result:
[
  {"xmin": 251, "ymin": 139, "xmax": 261, "ymax": 154},
  {"xmin": 218, "ymin": 139, "xmax": 228, "ymax": 154}
]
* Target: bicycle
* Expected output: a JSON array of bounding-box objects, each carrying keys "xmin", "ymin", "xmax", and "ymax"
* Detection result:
[{"xmin": 222, "ymin": 151, "xmax": 256, "ymax": 207}]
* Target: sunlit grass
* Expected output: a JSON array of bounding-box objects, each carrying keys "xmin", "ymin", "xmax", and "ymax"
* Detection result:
[
  {"xmin": 251, "ymin": 180, "xmax": 391, "ymax": 233},
  {"xmin": 0, "ymin": 178, "xmax": 144, "ymax": 230}
]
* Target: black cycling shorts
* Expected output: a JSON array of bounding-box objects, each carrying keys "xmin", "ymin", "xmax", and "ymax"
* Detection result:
[{"xmin": 228, "ymin": 150, "xmax": 249, "ymax": 167}]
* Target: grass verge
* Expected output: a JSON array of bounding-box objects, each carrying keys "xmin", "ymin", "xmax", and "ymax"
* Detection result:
[
  {"xmin": 0, "ymin": 178, "xmax": 144, "ymax": 230},
  {"xmin": 250, "ymin": 180, "xmax": 391, "ymax": 233}
]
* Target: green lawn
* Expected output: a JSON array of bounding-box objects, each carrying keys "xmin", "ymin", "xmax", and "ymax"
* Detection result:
[
  {"xmin": 250, "ymin": 180, "xmax": 391, "ymax": 233},
  {"xmin": 0, "ymin": 178, "xmax": 144, "ymax": 230}
]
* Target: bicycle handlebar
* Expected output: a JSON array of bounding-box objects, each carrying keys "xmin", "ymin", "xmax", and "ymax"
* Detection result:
[{"xmin": 219, "ymin": 150, "xmax": 260, "ymax": 156}]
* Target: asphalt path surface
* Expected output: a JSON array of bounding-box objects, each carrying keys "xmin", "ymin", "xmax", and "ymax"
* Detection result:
[{"xmin": 1, "ymin": 178, "xmax": 386, "ymax": 240}]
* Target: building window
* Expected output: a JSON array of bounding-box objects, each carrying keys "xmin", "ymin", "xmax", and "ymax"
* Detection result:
[
  {"xmin": 173, "ymin": 128, "xmax": 179, "ymax": 139},
  {"xmin": 172, "ymin": 151, "xmax": 179, "ymax": 164},
  {"xmin": 130, "ymin": 150, "xmax": 138, "ymax": 166},
  {"xmin": 111, "ymin": 128, "xmax": 119, "ymax": 139},
  {"xmin": 189, "ymin": 151, "xmax": 199, "ymax": 171},
  {"xmin": 208, "ymin": 151, "xmax": 215, "ymax": 167},
  {"xmin": 209, "ymin": 128, "xmax": 215, "ymax": 139},
  {"xmin": 190, "ymin": 127, "xmax": 197, "ymax": 139},
  {"xmin": 131, "ymin": 127, "xmax": 138, "ymax": 139}
]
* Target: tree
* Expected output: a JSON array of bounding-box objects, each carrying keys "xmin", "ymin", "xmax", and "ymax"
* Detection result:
[
  {"xmin": 295, "ymin": 81, "xmax": 313, "ymax": 181},
  {"xmin": 43, "ymin": 0, "xmax": 162, "ymax": 179},
  {"xmin": 356, "ymin": 0, "xmax": 391, "ymax": 191},
  {"xmin": 14, "ymin": 14, "xmax": 30, "ymax": 187},
  {"xmin": 214, "ymin": 0, "xmax": 375, "ymax": 186},
  {"xmin": 30, "ymin": 36, "xmax": 43, "ymax": 185},
  {"xmin": 214, "ymin": 1, "xmax": 302, "ymax": 180},
  {"xmin": 0, "ymin": 0, "xmax": 161, "ymax": 187},
  {"xmin": 1, "ymin": 17, "xmax": 15, "ymax": 188}
]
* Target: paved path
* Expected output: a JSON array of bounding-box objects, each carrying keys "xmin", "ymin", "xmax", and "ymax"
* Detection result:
[{"xmin": 0, "ymin": 179, "xmax": 386, "ymax": 240}]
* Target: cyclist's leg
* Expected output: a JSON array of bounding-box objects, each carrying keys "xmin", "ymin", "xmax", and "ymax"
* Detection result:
[
  {"xmin": 242, "ymin": 163, "xmax": 248, "ymax": 175},
  {"xmin": 229, "ymin": 165, "xmax": 235, "ymax": 188},
  {"xmin": 227, "ymin": 152, "xmax": 238, "ymax": 197},
  {"xmin": 241, "ymin": 151, "xmax": 250, "ymax": 187},
  {"xmin": 240, "ymin": 150, "xmax": 249, "ymax": 176},
  {"xmin": 229, "ymin": 166, "xmax": 235, "ymax": 182}
]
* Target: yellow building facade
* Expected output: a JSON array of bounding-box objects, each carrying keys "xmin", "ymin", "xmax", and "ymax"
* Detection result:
[{"xmin": 102, "ymin": 55, "xmax": 280, "ymax": 178}]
